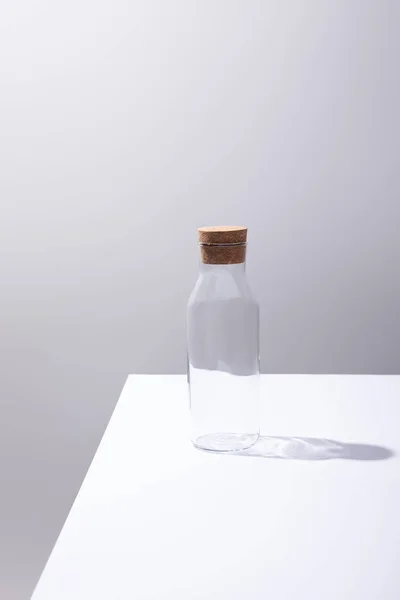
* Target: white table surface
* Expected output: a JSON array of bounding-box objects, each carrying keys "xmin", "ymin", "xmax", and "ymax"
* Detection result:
[{"xmin": 33, "ymin": 375, "xmax": 400, "ymax": 600}]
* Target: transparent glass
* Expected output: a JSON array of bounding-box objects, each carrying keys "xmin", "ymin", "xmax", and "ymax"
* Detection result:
[{"xmin": 187, "ymin": 258, "xmax": 260, "ymax": 452}]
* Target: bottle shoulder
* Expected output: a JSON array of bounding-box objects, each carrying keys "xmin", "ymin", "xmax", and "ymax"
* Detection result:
[{"xmin": 188, "ymin": 272, "xmax": 258, "ymax": 306}]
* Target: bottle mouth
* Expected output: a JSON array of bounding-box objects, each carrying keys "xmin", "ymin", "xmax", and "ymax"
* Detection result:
[{"xmin": 198, "ymin": 242, "xmax": 247, "ymax": 247}]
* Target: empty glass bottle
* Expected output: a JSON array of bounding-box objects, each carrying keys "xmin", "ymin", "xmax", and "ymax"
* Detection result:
[{"xmin": 187, "ymin": 226, "xmax": 260, "ymax": 452}]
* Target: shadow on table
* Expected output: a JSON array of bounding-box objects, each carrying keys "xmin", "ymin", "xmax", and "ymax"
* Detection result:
[{"xmin": 238, "ymin": 436, "xmax": 395, "ymax": 461}]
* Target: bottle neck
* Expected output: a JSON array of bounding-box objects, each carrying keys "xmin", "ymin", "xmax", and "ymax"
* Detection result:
[
  {"xmin": 199, "ymin": 261, "xmax": 246, "ymax": 276},
  {"xmin": 195, "ymin": 259, "xmax": 250, "ymax": 299}
]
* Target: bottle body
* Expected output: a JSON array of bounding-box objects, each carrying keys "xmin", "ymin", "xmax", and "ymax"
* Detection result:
[{"xmin": 187, "ymin": 262, "xmax": 260, "ymax": 452}]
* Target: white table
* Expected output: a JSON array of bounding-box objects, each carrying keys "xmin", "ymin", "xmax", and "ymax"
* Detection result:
[{"xmin": 33, "ymin": 375, "xmax": 400, "ymax": 600}]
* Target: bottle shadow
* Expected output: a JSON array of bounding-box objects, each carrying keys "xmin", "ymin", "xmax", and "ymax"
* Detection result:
[{"xmin": 238, "ymin": 436, "xmax": 395, "ymax": 461}]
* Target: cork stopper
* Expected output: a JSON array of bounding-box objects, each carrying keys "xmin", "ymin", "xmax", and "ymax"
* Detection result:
[{"xmin": 198, "ymin": 226, "xmax": 247, "ymax": 264}]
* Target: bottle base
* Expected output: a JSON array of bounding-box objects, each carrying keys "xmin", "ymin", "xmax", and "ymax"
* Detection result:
[{"xmin": 193, "ymin": 432, "xmax": 259, "ymax": 453}]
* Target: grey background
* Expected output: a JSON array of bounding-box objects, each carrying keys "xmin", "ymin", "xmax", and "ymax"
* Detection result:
[{"xmin": 0, "ymin": 1, "xmax": 399, "ymax": 597}]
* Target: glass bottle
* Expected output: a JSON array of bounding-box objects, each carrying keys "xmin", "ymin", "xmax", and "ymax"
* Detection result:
[{"xmin": 187, "ymin": 226, "xmax": 260, "ymax": 452}]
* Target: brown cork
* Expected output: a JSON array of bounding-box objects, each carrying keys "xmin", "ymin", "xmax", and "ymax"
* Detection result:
[
  {"xmin": 198, "ymin": 226, "xmax": 247, "ymax": 264},
  {"xmin": 198, "ymin": 225, "xmax": 247, "ymax": 246}
]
